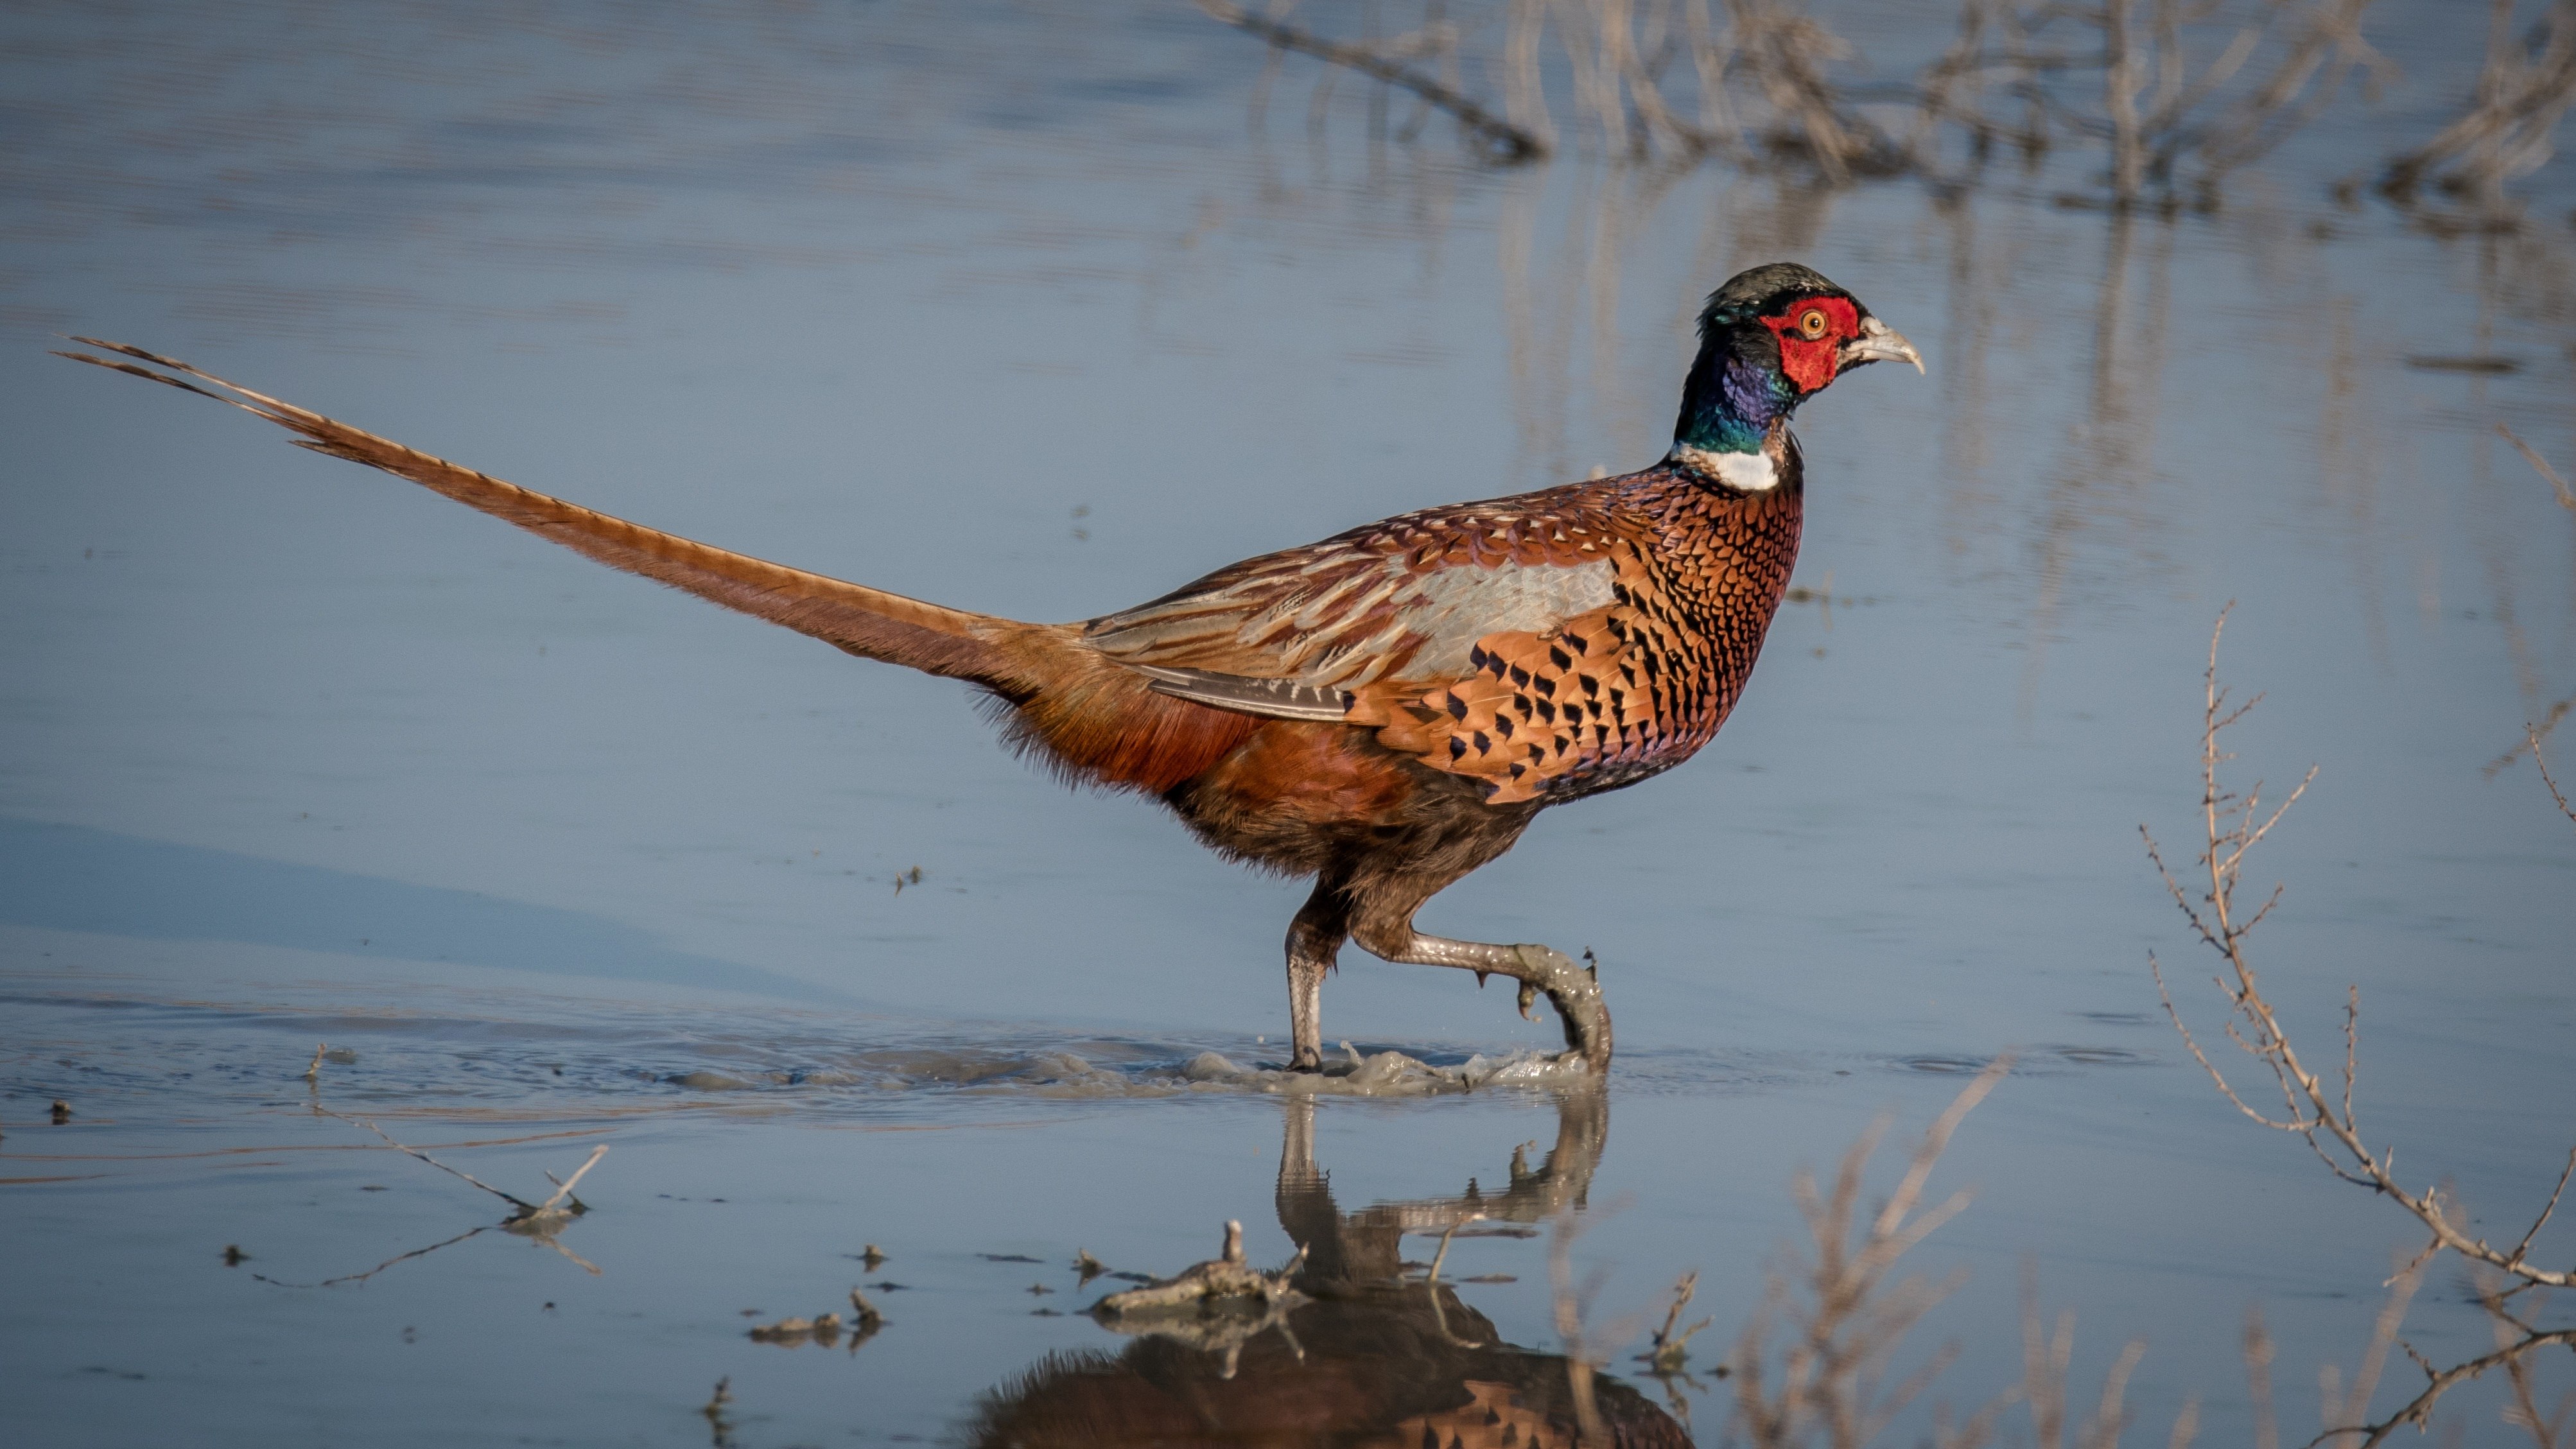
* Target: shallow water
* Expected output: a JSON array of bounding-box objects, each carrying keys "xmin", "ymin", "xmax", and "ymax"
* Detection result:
[{"xmin": 4, "ymin": 1, "xmax": 2574, "ymax": 1444}]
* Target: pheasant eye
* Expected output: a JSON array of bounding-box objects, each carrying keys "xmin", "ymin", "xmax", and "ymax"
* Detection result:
[{"xmin": 1797, "ymin": 308, "xmax": 1829, "ymax": 339}]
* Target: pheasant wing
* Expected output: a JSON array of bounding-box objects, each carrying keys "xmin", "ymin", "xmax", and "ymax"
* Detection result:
[
  {"xmin": 1086, "ymin": 490, "xmax": 1700, "ymax": 803},
  {"xmin": 1084, "ymin": 489, "xmax": 1621, "ymax": 690}
]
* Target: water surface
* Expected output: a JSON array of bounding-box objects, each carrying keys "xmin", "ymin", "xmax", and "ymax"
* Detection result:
[{"xmin": 4, "ymin": 2, "xmax": 2573, "ymax": 1443}]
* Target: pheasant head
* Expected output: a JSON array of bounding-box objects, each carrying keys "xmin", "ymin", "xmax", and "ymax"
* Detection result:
[{"xmin": 1670, "ymin": 262, "xmax": 1920, "ymax": 467}]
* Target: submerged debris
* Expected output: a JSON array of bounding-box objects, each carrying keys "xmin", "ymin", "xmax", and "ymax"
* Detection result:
[
  {"xmin": 747, "ymin": 1311, "xmax": 842, "ymax": 1346},
  {"xmin": 265, "ymin": 1051, "xmax": 611, "ymax": 1284},
  {"xmin": 1086, "ymin": 1220, "xmax": 1311, "ymax": 1382},
  {"xmin": 306, "ymin": 1055, "xmax": 607, "ymax": 1231},
  {"xmin": 701, "ymin": 1376, "xmax": 734, "ymax": 1446},
  {"xmin": 1638, "ymin": 1271, "xmax": 1714, "ymax": 1374},
  {"xmin": 1092, "ymin": 1220, "xmax": 1306, "ymax": 1317},
  {"xmin": 749, "ymin": 1290, "xmax": 884, "ymax": 1352},
  {"xmin": 2404, "ymin": 354, "xmax": 2522, "ymax": 374}
]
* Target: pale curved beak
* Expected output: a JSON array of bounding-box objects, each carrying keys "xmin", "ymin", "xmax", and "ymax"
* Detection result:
[{"xmin": 1840, "ymin": 315, "xmax": 1924, "ymax": 374}]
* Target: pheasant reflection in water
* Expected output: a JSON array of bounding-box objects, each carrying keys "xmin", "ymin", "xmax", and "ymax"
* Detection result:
[
  {"xmin": 966, "ymin": 1091, "xmax": 1694, "ymax": 1446},
  {"xmin": 61, "ymin": 263, "xmax": 1917, "ymax": 1072}
]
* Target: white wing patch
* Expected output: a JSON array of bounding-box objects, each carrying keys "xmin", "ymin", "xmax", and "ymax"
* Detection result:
[
  {"xmin": 1395, "ymin": 557, "xmax": 1616, "ymax": 675},
  {"xmin": 1084, "ymin": 554, "xmax": 1618, "ymax": 690}
]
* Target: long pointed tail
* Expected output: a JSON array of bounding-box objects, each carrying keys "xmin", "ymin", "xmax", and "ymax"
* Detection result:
[{"xmin": 57, "ymin": 338, "xmax": 1045, "ymax": 695}]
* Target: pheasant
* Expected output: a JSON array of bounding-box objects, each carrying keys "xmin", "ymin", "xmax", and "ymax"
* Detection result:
[{"xmin": 59, "ymin": 261, "xmax": 1918, "ymax": 1073}]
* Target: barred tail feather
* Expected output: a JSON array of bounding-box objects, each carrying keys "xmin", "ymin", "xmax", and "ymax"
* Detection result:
[
  {"xmin": 60, "ymin": 339, "xmax": 1271, "ymax": 799},
  {"xmin": 57, "ymin": 339, "xmax": 1037, "ymax": 693}
]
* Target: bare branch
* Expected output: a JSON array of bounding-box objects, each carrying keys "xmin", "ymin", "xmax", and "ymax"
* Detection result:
[
  {"xmin": 2320, "ymin": 1323, "xmax": 2576, "ymax": 1447},
  {"xmin": 1193, "ymin": 0, "xmax": 1550, "ymax": 160},
  {"xmin": 2500, "ymin": 424, "xmax": 2576, "ymax": 513},
  {"xmin": 2513, "ymin": 1147, "xmax": 2576, "ymax": 1266},
  {"xmin": 537, "ymin": 1144, "xmax": 611, "ymax": 1216},
  {"xmin": 2146, "ymin": 608, "xmax": 2576, "ymax": 1290},
  {"xmin": 306, "ymin": 1073, "xmax": 607, "ymax": 1225},
  {"xmin": 2534, "ymin": 731, "xmax": 2576, "ymax": 829},
  {"xmin": 1728, "ymin": 1058, "xmax": 2012, "ymax": 1446},
  {"xmin": 345, "ymin": 1114, "xmax": 539, "ymax": 1213}
]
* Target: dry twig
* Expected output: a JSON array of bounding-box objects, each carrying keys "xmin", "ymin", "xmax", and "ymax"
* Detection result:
[
  {"xmin": 1725, "ymin": 1056, "xmax": 2011, "ymax": 1448},
  {"xmin": 1194, "ymin": 0, "xmax": 1549, "ymax": 159},
  {"xmin": 2534, "ymin": 732, "xmax": 2576, "ymax": 829},
  {"xmin": 1549, "ymin": 1206, "xmax": 1614, "ymax": 1445},
  {"xmin": 2019, "ymin": 1262, "xmax": 2148, "ymax": 1449},
  {"xmin": 1192, "ymin": 0, "xmax": 2413, "ymax": 205},
  {"xmin": 331, "ymin": 1109, "xmax": 605, "ymax": 1225},
  {"xmin": 2310, "ymin": 1267, "xmax": 2575, "ymax": 1446},
  {"xmin": 2499, "ymin": 424, "xmax": 2576, "ymax": 514},
  {"xmin": 2382, "ymin": 0, "xmax": 2576, "ymax": 221},
  {"xmin": 2144, "ymin": 606, "xmax": 2575, "ymax": 1290},
  {"xmin": 1639, "ymin": 1269, "xmax": 1714, "ymax": 1373}
]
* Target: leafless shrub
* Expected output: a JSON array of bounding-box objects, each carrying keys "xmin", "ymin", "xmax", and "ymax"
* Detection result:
[
  {"xmin": 2020, "ymin": 1262, "xmax": 2150, "ymax": 1449},
  {"xmin": 2143, "ymin": 606, "xmax": 2576, "ymax": 1296},
  {"xmin": 2536, "ymin": 731, "xmax": 2576, "ymax": 829},
  {"xmin": 1550, "ymin": 1207, "xmax": 1616, "ymax": 1444},
  {"xmin": 1196, "ymin": 0, "xmax": 2401, "ymax": 204},
  {"xmin": 2381, "ymin": 0, "xmax": 2576, "ymax": 227},
  {"xmin": 1723, "ymin": 1057, "xmax": 2009, "ymax": 1449},
  {"xmin": 2501, "ymin": 423, "xmax": 2576, "ymax": 516},
  {"xmin": 1700, "ymin": 0, "xmax": 1910, "ymax": 180},
  {"xmin": 1194, "ymin": 0, "xmax": 1547, "ymax": 159},
  {"xmin": 2295, "ymin": 1254, "xmax": 2575, "ymax": 1448},
  {"xmin": 1711, "ymin": 1060, "xmax": 2224, "ymax": 1449},
  {"xmin": 2482, "ymin": 428, "xmax": 2576, "ymax": 776},
  {"xmin": 2119, "ymin": 602, "xmax": 2576, "ymax": 1445},
  {"xmin": 1912, "ymin": 0, "xmax": 2394, "ymax": 205},
  {"xmin": 2181, "ymin": 0, "xmax": 2394, "ymax": 199}
]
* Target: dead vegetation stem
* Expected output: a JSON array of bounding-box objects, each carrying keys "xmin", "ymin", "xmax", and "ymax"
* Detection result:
[
  {"xmin": 1725, "ymin": 1057, "xmax": 2012, "ymax": 1449},
  {"xmin": 1194, "ymin": 0, "xmax": 2445, "ymax": 209},
  {"xmin": 2142, "ymin": 606, "xmax": 2575, "ymax": 1293}
]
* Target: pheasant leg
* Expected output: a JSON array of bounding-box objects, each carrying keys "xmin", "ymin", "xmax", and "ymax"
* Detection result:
[
  {"xmin": 1282, "ymin": 877, "xmax": 1352, "ymax": 1072},
  {"xmin": 1352, "ymin": 921, "xmax": 1611, "ymax": 1072}
]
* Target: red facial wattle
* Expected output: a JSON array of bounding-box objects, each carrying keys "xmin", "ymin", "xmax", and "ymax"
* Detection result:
[{"xmin": 1759, "ymin": 295, "xmax": 1861, "ymax": 394}]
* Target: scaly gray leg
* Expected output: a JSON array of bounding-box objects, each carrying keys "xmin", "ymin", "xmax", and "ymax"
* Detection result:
[
  {"xmin": 1282, "ymin": 876, "xmax": 1352, "ymax": 1072},
  {"xmin": 1350, "ymin": 915, "xmax": 1612, "ymax": 1072}
]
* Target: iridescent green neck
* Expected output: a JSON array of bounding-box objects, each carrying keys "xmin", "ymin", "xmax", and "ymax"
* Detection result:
[{"xmin": 1672, "ymin": 347, "xmax": 1796, "ymax": 455}]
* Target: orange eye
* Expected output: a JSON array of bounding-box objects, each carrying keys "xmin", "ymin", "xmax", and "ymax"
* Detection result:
[{"xmin": 1797, "ymin": 308, "xmax": 1830, "ymax": 339}]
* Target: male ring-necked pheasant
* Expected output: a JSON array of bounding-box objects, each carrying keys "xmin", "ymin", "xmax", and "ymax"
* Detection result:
[{"xmin": 62, "ymin": 262, "xmax": 1919, "ymax": 1072}]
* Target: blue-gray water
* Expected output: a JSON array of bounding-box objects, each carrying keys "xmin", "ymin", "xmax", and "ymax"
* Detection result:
[{"xmin": 3, "ymin": 2, "xmax": 2572, "ymax": 1444}]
